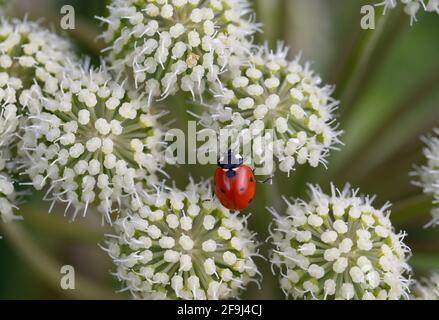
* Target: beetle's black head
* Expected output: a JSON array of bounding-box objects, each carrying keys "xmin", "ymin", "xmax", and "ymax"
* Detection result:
[{"xmin": 217, "ymin": 149, "xmax": 243, "ymax": 169}]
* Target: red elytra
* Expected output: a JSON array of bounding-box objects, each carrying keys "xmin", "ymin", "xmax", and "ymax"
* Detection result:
[{"xmin": 214, "ymin": 151, "xmax": 256, "ymax": 211}]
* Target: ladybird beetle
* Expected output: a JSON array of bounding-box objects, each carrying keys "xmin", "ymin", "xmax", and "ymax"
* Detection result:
[{"xmin": 214, "ymin": 150, "xmax": 256, "ymax": 211}]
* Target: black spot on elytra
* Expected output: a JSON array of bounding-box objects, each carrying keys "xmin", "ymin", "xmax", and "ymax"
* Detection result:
[
  {"xmin": 240, "ymin": 187, "xmax": 245, "ymax": 192},
  {"xmin": 221, "ymin": 189, "xmax": 225, "ymax": 193},
  {"xmin": 250, "ymin": 177, "xmax": 254, "ymax": 183}
]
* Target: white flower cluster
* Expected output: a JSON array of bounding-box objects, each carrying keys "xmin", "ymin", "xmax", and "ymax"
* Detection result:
[
  {"xmin": 105, "ymin": 180, "xmax": 260, "ymax": 299},
  {"xmin": 377, "ymin": 0, "xmax": 439, "ymax": 24},
  {"xmin": 412, "ymin": 129, "xmax": 439, "ymax": 226},
  {"xmin": 269, "ymin": 184, "xmax": 411, "ymax": 300},
  {"xmin": 22, "ymin": 65, "xmax": 165, "ymax": 222},
  {"xmin": 411, "ymin": 273, "xmax": 439, "ymax": 300},
  {"xmin": 0, "ymin": 18, "xmax": 78, "ymax": 151},
  {"xmin": 0, "ymin": 18, "xmax": 167, "ymax": 223},
  {"xmin": 0, "ymin": 161, "xmax": 19, "ymax": 223},
  {"xmin": 0, "ymin": 79, "xmax": 20, "ymax": 150},
  {"xmin": 202, "ymin": 44, "xmax": 341, "ymax": 175},
  {"xmin": 0, "ymin": 18, "xmax": 77, "ymax": 89},
  {"xmin": 0, "ymin": 18, "xmax": 78, "ymax": 222},
  {"xmin": 99, "ymin": 0, "xmax": 258, "ymax": 103},
  {"xmin": 0, "ymin": 79, "xmax": 20, "ymax": 223},
  {"xmin": 0, "ymin": 77, "xmax": 20, "ymax": 172}
]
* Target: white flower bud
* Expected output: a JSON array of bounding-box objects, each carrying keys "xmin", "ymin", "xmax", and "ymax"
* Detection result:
[
  {"xmin": 106, "ymin": 180, "xmax": 260, "ymax": 300},
  {"xmin": 270, "ymin": 184, "xmax": 410, "ymax": 300},
  {"xmin": 412, "ymin": 129, "xmax": 439, "ymax": 227}
]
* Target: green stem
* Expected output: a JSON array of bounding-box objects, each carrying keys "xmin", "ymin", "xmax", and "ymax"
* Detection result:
[
  {"xmin": 312, "ymin": 10, "xmax": 406, "ymax": 186},
  {"xmin": 410, "ymin": 253, "xmax": 439, "ymax": 272},
  {"xmin": 337, "ymin": 67, "xmax": 439, "ymax": 183},
  {"xmin": 391, "ymin": 194, "xmax": 433, "ymax": 226},
  {"xmin": 276, "ymin": 0, "xmax": 290, "ymax": 46},
  {"xmin": 356, "ymin": 68, "xmax": 439, "ymax": 153},
  {"xmin": 334, "ymin": 6, "xmax": 388, "ymax": 101},
  {"xmin": 0, "ymin": 222, "xmax": 119, "ymax": 300},
  {"xmin": 20, "ymin": 205, "xmax": 108, "ymax": 243}
]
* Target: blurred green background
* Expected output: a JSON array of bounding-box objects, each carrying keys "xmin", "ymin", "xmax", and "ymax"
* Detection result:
[{"xmin": 0, "ymin": 0, "xmax": 438, "ymax": 299}]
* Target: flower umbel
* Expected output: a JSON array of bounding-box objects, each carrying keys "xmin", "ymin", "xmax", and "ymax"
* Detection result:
[
  {"xmin": 0, "ymin": 18, "xmax": 78, "ymax": 89},
  {"xmin": 0, "ymin": 168, "xmax": 19, "ymax": 223},
  {"xmin": 200, "ymin": 44, "xmax": 341, "ymax": 175},
  {"xmin": 99, "ymin": 0, "xmax": 258, "ymax": 104},
  {"xmin": 269, "ymin": 184, "xmax": 411, "ymax": 300},
  {"xmin": 23, "ymin": 64, "xmax": 165, "ymax": 223},
  {"xmin": 412, "ymin": 129, "xmax": 439, "ymax": 226},
  {"xmin": 0, "ymin": 77, "xmax": 20, "ymax": 223},
  {"xmin": 376, "ymin": 0, "xmax": 439, "ymax": 25},
  {"xmin": 0, "ymin": 17, "xmax": 78, "ymax": 223},
  {"xmin": 105, "ymin": 179, "xmax": 260, "ymax": 299}
]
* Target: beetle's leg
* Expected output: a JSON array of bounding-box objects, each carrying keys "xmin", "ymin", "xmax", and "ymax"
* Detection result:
[
  {"xmin": 258, "ymin": 175, "xmax": 273, "ymax": 184},
  {"xmin": 203, "ymin": 190, "xmax": 215, "ymax": 202},
  {"xmin": 252, "ymin": 166, "xmax": 272, "ymax": 183}
]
